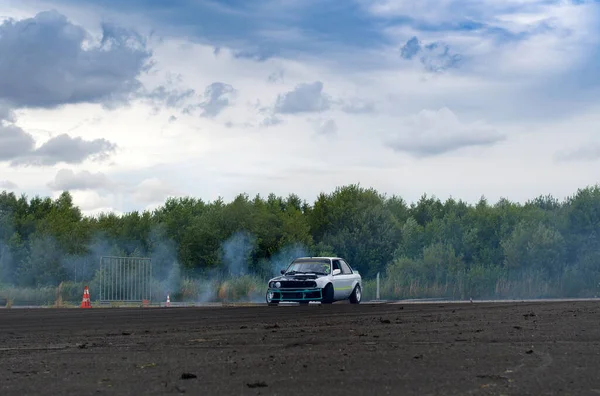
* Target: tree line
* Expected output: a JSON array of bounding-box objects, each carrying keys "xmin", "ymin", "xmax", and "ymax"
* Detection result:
[{"xmin": 1, "ymin": 184, "xmax": 599, "ymax": 300}]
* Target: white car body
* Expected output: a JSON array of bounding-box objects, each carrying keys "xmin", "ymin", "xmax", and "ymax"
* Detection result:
[{"xmin": 266, "ymin": 256, "xmax": 362, "ymax": 305}]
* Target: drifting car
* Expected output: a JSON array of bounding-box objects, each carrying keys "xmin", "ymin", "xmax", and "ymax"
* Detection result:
[{"xmin": 266, "ymin": 256, "xmax": 362, "ymax": 305}]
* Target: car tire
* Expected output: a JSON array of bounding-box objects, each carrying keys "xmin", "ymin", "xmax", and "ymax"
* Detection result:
[
  {"xmin": 349, "ymin": 284, "xmax": 362, "ymax": 304},
  {"xmin": 321, "ymin": 283, "xmax": 334, "ymax": 304},
  {"xmin": 266, "ymin": 291, "xmax": 279, "ymax": 305}
]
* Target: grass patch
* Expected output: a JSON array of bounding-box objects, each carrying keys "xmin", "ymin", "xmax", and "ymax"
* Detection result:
[{"xmin": 0, "ymin": 286, "xmax": 56, "ymax": 306}]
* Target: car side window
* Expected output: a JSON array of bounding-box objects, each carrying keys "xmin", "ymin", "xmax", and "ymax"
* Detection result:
[
  {"xmin": 332, "ymin": 260, "xmax": 341, "ymax": 273},
  {"xmin": 340, "ymin": 260, "xmax": 352, "ymax": 274}
]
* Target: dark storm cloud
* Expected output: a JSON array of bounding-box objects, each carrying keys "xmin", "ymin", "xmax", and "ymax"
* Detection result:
[{"xmin": 0, "ymin": 10, "xmax": 152, "ymax": 109}]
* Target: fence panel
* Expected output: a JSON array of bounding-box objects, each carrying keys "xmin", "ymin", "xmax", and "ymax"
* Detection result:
[{"xmin": 99, "ymin": 256, "xmax": 152, "ymax": 302}]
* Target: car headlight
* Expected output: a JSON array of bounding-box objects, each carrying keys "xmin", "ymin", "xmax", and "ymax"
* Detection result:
[{"xmin": 275, "ymin": 281, "xmax": 281, "ymax": 288}]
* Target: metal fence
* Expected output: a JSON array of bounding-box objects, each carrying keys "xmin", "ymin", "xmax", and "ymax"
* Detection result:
[{"xmin": 98, "ymin": 256, "xmax": 152, "ymax": 303}]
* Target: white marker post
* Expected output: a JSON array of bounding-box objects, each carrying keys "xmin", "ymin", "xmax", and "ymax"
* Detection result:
[{"xmin": 376, "ymin": 272, "xmax": 380, "ymax": 301}]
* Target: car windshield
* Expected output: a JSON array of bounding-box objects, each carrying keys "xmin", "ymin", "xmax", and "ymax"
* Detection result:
[{"xmin": 285, "ymin": 260, "xmax": 330, "ymax": 275}]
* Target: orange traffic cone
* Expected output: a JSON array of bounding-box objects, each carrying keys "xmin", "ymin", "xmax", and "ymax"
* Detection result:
[
  {"xmin": 81, "ymin": 286, "xmax": 92, "ymax": 309},
  {"xmin": 166, "ymin": 294, "xmax": 171, "ymax": 307}
]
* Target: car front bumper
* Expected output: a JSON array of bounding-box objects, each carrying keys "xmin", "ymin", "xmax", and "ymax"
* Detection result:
[{"xmin": 267, "ymin": 288, "xmax": 322, "ymax": 302}]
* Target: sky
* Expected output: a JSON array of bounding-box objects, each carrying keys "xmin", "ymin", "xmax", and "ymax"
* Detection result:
[{"xmin": 0, "ymin": 0, "xmax": 599, "ymax": 215}]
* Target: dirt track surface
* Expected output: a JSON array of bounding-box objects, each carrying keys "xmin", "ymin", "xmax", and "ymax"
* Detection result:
[{"xmin": 1, "ymin": 301, "xmax": 599, "ymax": 395}]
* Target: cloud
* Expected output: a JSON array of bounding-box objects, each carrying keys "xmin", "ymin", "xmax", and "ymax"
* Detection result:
[
  {"xmin": 197, "ymin": 82, "xmax": 237, "ymax": 118},
  {"xmin": 400, "ymin": 36, "xmax": 421, "ymax": 59},
  {"xmin": 67, "ymin": 190, "xmax": 119, "ymax": 214},
  {"xmin": 273, "ymin": 81, "xmax": 331, "ymax": 114},
  {"xmin": 555, "ymin": 143, "xmax": 600, "ymax": 162},
  {"xmin": 260, "ymin": 116, "xmax": 283, "ymax": 127},
  {"xmin": 0, "ymin": 124, "xmax": 36, "ymax": 161},
  {"xmin": 1, "ymin": 0, "xmax": 599, "ymax": 214},
  {"xmin": 382, "ymin": 0, "xmax": 597, "ymax": 80},
  {"xmin": 400, "ymin": 36, "xmax": 462, "ymax": 72},
  {"xmin": 47, "ymin": 169, "xmax": 178, "ymax": 210},
  {"xmin": 314, "ymin": 119, "xmax": 337, "ymax": 136},
  {"xmin": 341, "ymin": 99, "xmax": 376, "ymax": 114},
  {"xmin": 10, "ymin": 134, "xmax": 117, "ymax": 167},
  {"xmin": 47, "ymin": 169, "xmax": 114, "ymax": 191},
  {"xmin": 47, "ymin": 0, "xmax": 390, "ymax": 63},
  {"xmin": 0, "ymin": 10, "xmax": 152, "ymax": 110},
  {"xmin": 385, "ymin": 107, "xmax": 505, "ymax": 157},
  {"xmin": 268, "ymin": 82, "xmax": 374, "ymax": 118},
  {"xmin": 131, "ymin": 177, "xmax": 179, "ymax": 204},
  {"xmin": 0, "ymin": 180, "xmax": 17, "ymax": 190},
  {"xmin": 0, "ymin": 101, "xmax": 15, "ymax": 122},
  {"xmin": 144, "ymin": 85, "xmax": 196, "ymax": 112},
  {"xmin": 267, "ymin": 70, "xmax": 284, "ymax": 84},
  {"xmin": 366, "ymin": 0, "xmax": 567, "ymax": 26}
]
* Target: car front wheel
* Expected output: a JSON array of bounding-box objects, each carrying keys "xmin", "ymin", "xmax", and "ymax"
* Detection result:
[
  {"xmin": 321, "ymin": 283, "xmax": 334, "ymax": 304},
  {"xmin": 266, "ymin": 291, "xmax": 279, "ymax": 305},
  {"xmin": 349, "ymin": 284, "xmax": 361, "ymax": 304}
]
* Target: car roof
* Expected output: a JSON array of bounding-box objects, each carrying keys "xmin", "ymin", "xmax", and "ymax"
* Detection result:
[{"xmin": 292, "ymin": 257, "xmax": 342, "ymax": 261}]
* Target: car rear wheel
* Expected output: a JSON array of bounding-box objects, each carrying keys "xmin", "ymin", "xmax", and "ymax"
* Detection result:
[
  {"xmin": 321, "ymin": 283, "xmax": 334, "ymax": 304},
  {"xmin": 349, "ymin": 284, "xmax": 361, "ymax": 304}
]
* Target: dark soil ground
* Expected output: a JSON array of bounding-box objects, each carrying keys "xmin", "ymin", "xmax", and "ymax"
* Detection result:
[{"xmin": 1, "ymin": 300, "xmax": 599, "ymax": 395}]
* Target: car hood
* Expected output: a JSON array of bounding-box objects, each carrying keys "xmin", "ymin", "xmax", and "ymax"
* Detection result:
[{"xmin": 269, "ymin": 273, "xmax": 327, "ymax": 282}]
